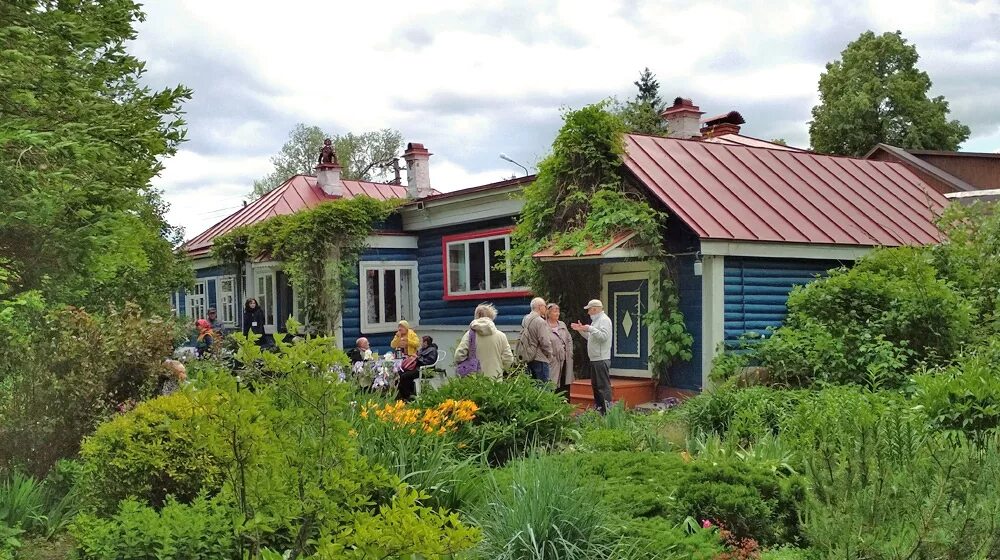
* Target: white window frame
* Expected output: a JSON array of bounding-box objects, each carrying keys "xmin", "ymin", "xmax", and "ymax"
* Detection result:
[
  {"xmin": 444, "ymin": 232, "xmax": 525, "ymax": 297},
  {"xmin": 218, "ymin": 275, "xmax": 237, "ymax": 326},
  {"xmin": 359, "ymin": 261, "xmax": 418, "ymax": 333},
  {"xmin": 186, "ymin": 280, "xmax": 208, "ymax": 320},
  {"xmin": 254, "ymin": 270, "xmax": 277, "ymax": 333}
]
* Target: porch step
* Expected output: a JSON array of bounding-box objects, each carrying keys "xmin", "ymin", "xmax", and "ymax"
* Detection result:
[{"xmin": 569, "ymin": 377, "xmax": 656, "ymax": 410}]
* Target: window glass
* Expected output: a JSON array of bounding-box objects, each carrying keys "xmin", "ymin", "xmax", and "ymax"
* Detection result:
[
  {"xmin": 469, "ymin": 241, "xmax": 486, "ymax": 292},
  {"xmin": 488, "ymin": 237, "xmax": 507, "ymax": 290},
  {"xmin": 399, "ymin": 269, "xmax": 413, "ymax": 322},
  {"xmin": 383, "ymin": 269, "xmax": 397, "ymax": 324},
  {"xmin": 365, "ymin": 269, "xmax": 380, "ymax": 325},
  {"xmin": 448, "ymin": 245, "xmax": 467, "ymax": 292}
]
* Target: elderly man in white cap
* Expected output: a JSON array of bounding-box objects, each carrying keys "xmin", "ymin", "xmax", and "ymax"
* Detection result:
[{"xmin": 571, "ymin": 299, "xmax": 613, "ymax": 413}]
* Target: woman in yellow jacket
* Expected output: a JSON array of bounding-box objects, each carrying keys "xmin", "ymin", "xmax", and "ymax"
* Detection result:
[{"xmin": 391, "ymin": 320, "xmax": 420, "ymax": 356}]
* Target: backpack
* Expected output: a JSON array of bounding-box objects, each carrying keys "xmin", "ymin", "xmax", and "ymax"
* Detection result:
[{"xmin": 455, "ymin": 330, "xmax": 481, "ymax": 377}]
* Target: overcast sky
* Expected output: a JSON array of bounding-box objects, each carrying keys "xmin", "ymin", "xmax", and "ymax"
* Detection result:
[{"xmin": 131, "ymin": 0, "xmax": 1000, "ymax": 239}]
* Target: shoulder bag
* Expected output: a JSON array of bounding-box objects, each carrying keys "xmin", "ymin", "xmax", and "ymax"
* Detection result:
[{"xmin": 455, "ymin": 330, "xmax": 481, "ymax": 377}]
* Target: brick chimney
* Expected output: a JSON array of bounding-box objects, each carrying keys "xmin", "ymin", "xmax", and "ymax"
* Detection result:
[
  {"xmin": 315, "ymin": 138, "xmax": 343, "ymax": 197},
  {"xmin": 701, "ymin": 111, "xmax": 746, "ymax": 138},
  {"xmin": 403, "ymin": 142, "xmax": 432, "ymax": 198},
  {"xmin": 662, "ymin": 97, "xmax": 704, "ymax": 139}
]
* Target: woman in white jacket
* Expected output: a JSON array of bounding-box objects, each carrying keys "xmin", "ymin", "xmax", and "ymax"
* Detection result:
[{"xmin": 455, "ymin": 303, "xmax": 514, "ymax": 378}]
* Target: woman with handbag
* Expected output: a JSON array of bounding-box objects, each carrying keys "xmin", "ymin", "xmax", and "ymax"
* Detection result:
[
  {"xmin": 455, "ymin": 303, "xmax": 514, "ymax": 379},
  {"xmin": 397, "ymin": 336, "xmax": 438, "ymax": 401}
]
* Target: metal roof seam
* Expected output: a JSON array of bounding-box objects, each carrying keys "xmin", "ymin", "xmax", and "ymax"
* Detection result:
[
  {"xmin": 863, "ymin": 158, "xmax": 946, "ymax": 222},
  {"xmin": 664, "ymin": 139, "xmax": 746, "ymax": 238},
  {"xmin": 768, "ymin": 151, "xmax": 895, "ymax": 246},
  {"xmin": 814, "ymin": 157, "xmax": 915, "ymax": 245},
  {"xmin": 753, "ymin": 149, "xmax": 864, "ymax": 244},
  {"xmin": 695, "ymin": 143, "xmax": 787, "ymax": 240},
  {"xmin": 734, "ymin": 147, "xmax": 837, "ymax": 243},
  {"xmin": 624, "ymin": 136, "xmax": 723, "ymax": 237},
  {"xmin": 832, "ymin": 157, "xmax": 940, "ymax": 242},
  {"xmin": 635, "ymin": 137, "xmax": 738, "ymax": 238}
]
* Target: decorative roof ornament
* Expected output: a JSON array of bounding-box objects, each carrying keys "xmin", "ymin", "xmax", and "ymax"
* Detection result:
[{"xmin": 317, "ymin": 138, "xmax": 340, "ymax": 167}]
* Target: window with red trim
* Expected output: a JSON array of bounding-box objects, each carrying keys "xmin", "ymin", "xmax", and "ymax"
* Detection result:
[{"xmin": 442, "ymin": 228, "xmax": 529, "ymax": 300}]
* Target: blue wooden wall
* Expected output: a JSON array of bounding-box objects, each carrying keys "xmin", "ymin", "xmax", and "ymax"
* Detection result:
[
  {"xmin": 669, "ymin": 253, "xmax": 703, "ymax": 391},
  {"xmin": 416, "ymin": 219, "xmax": 533, "ymax": 328},
  {"xmin": 723, "ymin": 257, "xmax": 844, "ymax": 345},
  {"xmin": 342, "ymin": 246, "xmax": 419, "ymax": 351}
]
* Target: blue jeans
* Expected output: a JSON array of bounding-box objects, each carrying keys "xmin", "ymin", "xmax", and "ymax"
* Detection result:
[{"xmin": 527, "ymin": 360, "xmax": 550, "ymax": 383}]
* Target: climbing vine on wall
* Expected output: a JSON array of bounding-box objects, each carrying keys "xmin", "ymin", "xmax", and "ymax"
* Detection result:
[
  {"xmin": 509, "ymin": 101, "xmax": 693, "ymax": 377},
  {"xmin": 212, "ymin": 197, "xmax": 400, "ymax": 334}
]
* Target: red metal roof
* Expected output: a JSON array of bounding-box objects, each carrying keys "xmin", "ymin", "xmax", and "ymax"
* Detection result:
[
  {"xmin": 533, "ymin": 231, "xmax": 637, "ymax": 259},
  {"xmin": 702, "ymin": 133, "xmax": 804, "ymax": 152},
  {"xmin": 624, "ymin": 134, "xmax": 947, "ymax": 247},
  {"xmin": 184, "ymin": 175, "xmax": 412, "ymax": 257}
]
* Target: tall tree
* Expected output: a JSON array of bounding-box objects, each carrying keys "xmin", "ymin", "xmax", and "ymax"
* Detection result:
[
  {"xmin": 0, "ymin": 0, "xmax": 192, "ymax": 312},
  {"xmin": 614, "ymin": 67, "xmax": 669, "ymax": 136},
  {"xmin": 809, "ymin": 30, "xmax": 971, "ymax": 156},
  {"xmin": 251, "ymin": 125, "xmax": 404, "ymax": 198}
]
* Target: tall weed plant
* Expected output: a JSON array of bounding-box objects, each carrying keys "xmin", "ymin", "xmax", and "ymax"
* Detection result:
[{"xmin": 469, "ymin": 455, "xmax": 632, "ymax": 560}]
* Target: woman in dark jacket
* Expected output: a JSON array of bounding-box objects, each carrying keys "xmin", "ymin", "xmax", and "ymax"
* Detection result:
[
  {"xmin": 242, "ymin": 298, "xmax": 266, "ymax": 343},
  {"xmin": 397, "ymin": 336, "xmax": 438, "ymax": 401}
]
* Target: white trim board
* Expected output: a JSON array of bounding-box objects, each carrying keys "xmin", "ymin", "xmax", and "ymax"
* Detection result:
[
  {"xmin": 365, "ymin": 235, "xmax": 418, "ymax": 249},
  {"xmin": 699, "ymin": 240, "xmax": 872, "ymax": 261},
  {"xmin": 401, "ymin": 187, "xmax": 524, "ymax": 231},
  {"xmin": 700, "ymin": 255, "xmax": 725, "ymax": 391}
]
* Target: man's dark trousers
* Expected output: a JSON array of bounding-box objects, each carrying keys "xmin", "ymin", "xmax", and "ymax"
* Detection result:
[{"xmin": 590, "ymin": 359, "xmax": 612, "ymax": 413}]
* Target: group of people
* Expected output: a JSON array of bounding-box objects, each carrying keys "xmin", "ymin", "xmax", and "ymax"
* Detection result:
[
  {"xmin": 187, "ymin": 298, "xmax": 268, "ymax": 359},
  {"xmin": 347, "ymin": 320, "xmax": 440, "ymax": 401},
  {"xmin": 396, "ymin": 296, "xmax": 613, "ymax": 413},
  {"xmin": 516, "ymin": 296, "xmax": 613, "ymax": 412}
]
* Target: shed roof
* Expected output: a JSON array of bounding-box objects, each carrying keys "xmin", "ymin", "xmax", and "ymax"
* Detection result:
[
  {"xmin": 183, "ymin": 175, "xmax": 414, "ymax": 258},
  {"xmin": 624, "ymin": 134, "xmax": 947, "ymax": 247}
]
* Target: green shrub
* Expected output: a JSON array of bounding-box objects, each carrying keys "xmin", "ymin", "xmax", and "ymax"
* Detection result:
[
  {"xmin": 79, "ymin": 390, "xmax": 225, "ymax": 514},
  {"xmin": 72, "ymin": 496, "xmax": 235, "ymax": 560},
  {"xmin": 933, "ymin": 201, "xmax": 1000, "ymax": 335},
  {"xmin": 913, "ymin": 339, "xmax": 1000, "ymax": 443},
  {"xmin": 0, "ymin": 299, "xmax": 178, "ymax": 475},
  {"xmin": 415, "ymin": 375, "xmax": 574, "ymax": 464},
  {"xmin": 76, "ymin": 333, "xmax": 479, "ymax": 558},
  {"xmin": 622, "ymin": 517, "xmax": 723, "ymax": 560},
  {"xmin": 760, "ymin": 546, "xmax": 812, "ymax": 559},
  {"xmin": 353, "ymin": 413, "xmax": 487, "ymax": 512},
  {"xmin": 580, "ymin": 428, "xmax": 636, "ymax": 452},
  {"xmin": 682, "ymin": 387, "xmax": 805, "ymax": 441},
  {"xmin": 746, "ymin": 247, "xmax": 973, "ymax": 388},
  {"xmin": 551, "ymin": 451, "xmax": 687, "ymax": 520},
  {"xmin": 802, "ymin": 426, "xmax": 1000, "ymax": 558},
  {"xmin": 674, "ymin": 459, "xmax": 804, "ymax": 546}
]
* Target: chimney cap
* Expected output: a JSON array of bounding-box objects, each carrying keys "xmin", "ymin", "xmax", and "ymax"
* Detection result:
[
  {"xmin": 404, "ymin": 142, "xmax": 431, "ymax": 156},
  {"xmin": 662, "ymin": 97, "xmax": 704, "ymax": 117},
  {"xmin": 702, "ymin": 110, "xmax": 745, "ymax": 127}
]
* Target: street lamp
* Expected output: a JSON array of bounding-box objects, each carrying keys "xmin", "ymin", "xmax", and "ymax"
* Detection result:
[{"xmin": 499, "ymin": 153, "xmax": 529, "ymax": 177}]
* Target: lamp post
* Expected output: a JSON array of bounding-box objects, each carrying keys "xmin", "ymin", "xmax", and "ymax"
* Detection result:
[{"xmin": 499, "ymin": 153, "xmax": 529, "ymax": 177}]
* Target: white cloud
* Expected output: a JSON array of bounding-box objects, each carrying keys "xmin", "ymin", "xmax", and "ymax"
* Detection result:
[{"xmin": 132, "ymin": 0, "xmax": 1000, "ymax": 238}]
